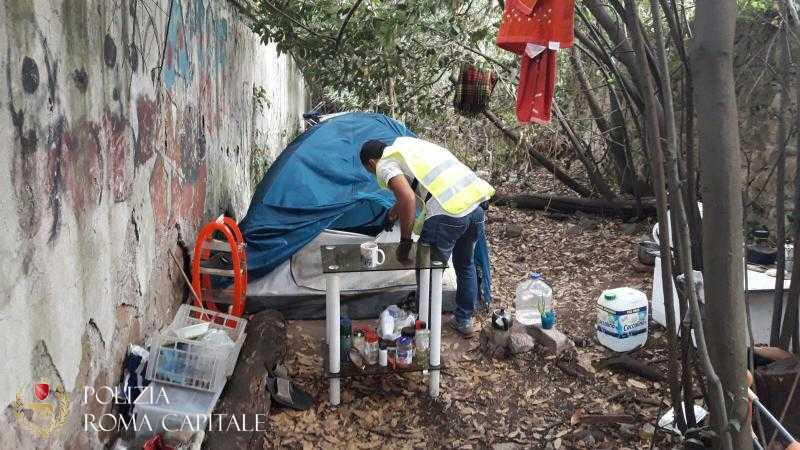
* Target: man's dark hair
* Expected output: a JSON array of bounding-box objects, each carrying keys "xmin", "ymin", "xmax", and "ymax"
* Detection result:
[{"xmin": 360, "ymin": 140, "xmax": 387, "ymax": 167}]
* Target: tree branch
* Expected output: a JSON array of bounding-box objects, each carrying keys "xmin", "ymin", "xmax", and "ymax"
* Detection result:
[
  {"xmin": 334, "ymin": 0, "xmax": 364, "ymax": 52},
  {"xmin": 482, "ymin": 109, "xmax": 594, "ymax": 198},
  {"xmin": 553, "ymin": 104, "xmax": 617, "ymax": 200}
]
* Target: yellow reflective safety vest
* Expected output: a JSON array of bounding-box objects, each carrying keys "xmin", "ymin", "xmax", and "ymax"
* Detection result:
[{"xmin": 377, "ymin": 137, "xmax": 495, "ymax": 217}]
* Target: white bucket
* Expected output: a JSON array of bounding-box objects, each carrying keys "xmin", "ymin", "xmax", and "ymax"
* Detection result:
[{"xmin": 596, "ymin": 287, "xmax": 649, "ymax": 352}]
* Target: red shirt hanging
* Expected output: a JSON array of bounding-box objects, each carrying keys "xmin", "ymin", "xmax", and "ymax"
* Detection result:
[
  {"xmin": 497, "ymin": 0, "xmax": 575, "ymax": 54},
  {"xmin": 496, "ymin": 0, "xmax": 575, "ymax": 124}
]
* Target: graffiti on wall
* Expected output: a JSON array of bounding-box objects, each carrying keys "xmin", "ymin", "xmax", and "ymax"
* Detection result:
[{"xmin": 4, "ymin": 0, "xmax": 238, "ymax": 249}]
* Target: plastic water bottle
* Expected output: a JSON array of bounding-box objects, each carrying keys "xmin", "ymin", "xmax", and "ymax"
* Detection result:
[
  {"xmin": 515, "ymin": 273, "xmax": 553, "ymax": 326},
  {"xmin": 596, "ymin": 287, "xmax": 649, "ymax": 352}
]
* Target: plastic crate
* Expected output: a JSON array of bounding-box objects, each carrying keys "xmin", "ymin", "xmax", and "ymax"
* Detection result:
[
  {"xmin": 146, "ymin": 305, "xmax": 246, "ymax": 391},
  {"xmin": 133, "ymin": 382, "xmax": 221, "ymax": 440}
]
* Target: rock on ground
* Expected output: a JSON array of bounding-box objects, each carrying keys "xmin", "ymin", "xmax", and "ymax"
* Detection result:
[{"xmin": 480, "ymin": 322, "xmax": 535, "ymax": 358}]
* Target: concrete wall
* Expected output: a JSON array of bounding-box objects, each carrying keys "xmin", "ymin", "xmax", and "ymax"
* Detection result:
[{"xmin": 0, "ymin": 0, "xmax": 307, "ymax": 447}]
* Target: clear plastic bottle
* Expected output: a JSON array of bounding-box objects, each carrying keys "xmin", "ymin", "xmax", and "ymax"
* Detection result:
[
  {"xmin": 514, "ymin": 272, "xmax": 553, "ymax": 326},
  {"xmin": 396, "ymin": 333, "xmax": 414, "ymax": 367},
  {"xmin": 415, "ymin": 322, "xmax": 430, "ymax": 364}
]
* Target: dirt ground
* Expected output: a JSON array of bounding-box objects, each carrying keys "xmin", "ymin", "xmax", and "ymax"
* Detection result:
[{"xmin": 263, "ymin": 204, "xmax": 685, "ymax": 449}]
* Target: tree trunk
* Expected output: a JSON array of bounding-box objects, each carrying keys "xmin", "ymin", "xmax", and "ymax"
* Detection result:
[
  {"xmin": 625, "ymin": 0, "xmax": 689, "ymax": 434},
  {"xmin": 779, "ymin": 85, "xmax": 800, "ymax": 353},
  {"xmin": 553, "ymin": 105, "xmax": 617, "ymax": 201},
  {"xmin": 693, "ymin": 1, "xmax": 752, "ymax": 447},
  {"xmin": 584, "ymin": 0, "xmax": 644, "ymax": 92},
  {"xmin": 772, "ymin": 20, "xmax": 790, "ymax": 346},
  {"xmin": 569, "ymin": 50, "xmax": 641, "ymax": 195},
  {"xmin": 650, "ymin": 0, "xmax": 708, "ymax": 432},
  {"xmin": 482, "ymin": 109, "xmax": 593, "ymax": 197}
]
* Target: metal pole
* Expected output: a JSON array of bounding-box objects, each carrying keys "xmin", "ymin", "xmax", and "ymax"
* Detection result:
[
  {"xmin": 326, "ymin": 273, "xmax": 341, "ymax": 405},
  {"xmin": 429, "ymin": 263, "xmax": 444, "ymax": 398},
  {"xmin": 749, "ymin": 389, "xmax": 797, "ymax": 444},
  {"xmin": 418, "ymin": 244, "xmax": 431, "ymax": 324}
]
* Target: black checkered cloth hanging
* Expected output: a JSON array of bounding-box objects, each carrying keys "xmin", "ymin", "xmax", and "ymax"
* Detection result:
[{"xmin": 453, "ymin": 66, "xmax": 499, "ymax": 115}]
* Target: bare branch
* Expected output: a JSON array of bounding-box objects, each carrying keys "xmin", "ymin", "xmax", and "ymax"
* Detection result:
[{"xmin": 333, "ymin": 0, "xmax": 365, "ymax": 52}]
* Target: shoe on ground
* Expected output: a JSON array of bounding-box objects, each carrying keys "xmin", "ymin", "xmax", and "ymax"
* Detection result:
[{"xmin": 448, "ymin": 317, "xmax": 475, "ymax": 336}]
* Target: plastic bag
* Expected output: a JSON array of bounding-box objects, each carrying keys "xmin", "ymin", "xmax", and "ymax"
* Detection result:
[{"xmin": 379, "ymin": 305, "xmax": 416, "ymax": 341}]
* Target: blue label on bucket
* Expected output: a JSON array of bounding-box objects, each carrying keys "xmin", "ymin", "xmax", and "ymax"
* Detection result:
[{"xmin": 596, "ymin": 306, "xmax": 648, "ymax": 339}]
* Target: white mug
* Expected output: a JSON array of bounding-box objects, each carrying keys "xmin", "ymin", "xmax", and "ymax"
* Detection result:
[{"xmin": 360, "ymin": 242, "xmax": 386, "ymax": 268}]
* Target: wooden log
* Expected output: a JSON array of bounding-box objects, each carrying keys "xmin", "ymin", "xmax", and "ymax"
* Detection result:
[
  {"xmin": 493, "ymin": 193, "xmax": 656, "ymax": 219},
  {"xmin": 594, "ymin": 354, "xmax": 666, "ymax": 382},
  {"xmin": 573, "ymin": 412, "xmax": 635, "ymax": 426},
  {"xmin": 205, "ymin": 310, "xmax": 288, "ymax": 450}
]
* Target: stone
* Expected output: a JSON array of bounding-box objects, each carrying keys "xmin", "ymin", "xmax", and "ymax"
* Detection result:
[
  {"xmin": 504, "ymin": 224, "xmax": 523, "ymax": 238},
  {"xmin": 508, "ymin": 331, "xmax": 536, "ymax": 354},
  {"xmin": 492, "ymin": 443, "xmax": 522, "ymax": 450},
  {"xmin": 480, "ymin": 325, "xmax": 511, "ymax": 358},
  {"xmin": 526, "ymin": 326, "xmax": 575, "ymax": 355},
  {"xmin": 479, "ymin": 321, "xmax": 536, "ymax": 358},
  {"xmin": 577, "ymin": 216, "xmax": 598, "ymax": 231},
  {"xmin": 620, "ymin": 222, "xmax": 639, "ymax": 234}
]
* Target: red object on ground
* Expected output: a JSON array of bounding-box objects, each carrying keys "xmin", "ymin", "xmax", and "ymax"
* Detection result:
[
  {"xmin": 192, "ymin": 216, "xmax": 247, "ymax": 318},
  {"xmin": 496, "ymin": 0, "xmax": 575, "ymax": 124},
  {"xmin": 143, "ymin": 435, "xmax": 175, "ymax": 450},
  {"xmin": 516, "ymin": 50, "xmax": 558, "ymax": 124}
]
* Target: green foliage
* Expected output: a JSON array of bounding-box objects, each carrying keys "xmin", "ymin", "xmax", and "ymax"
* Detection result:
[{"xmin": 250, "ymin": 0, "xmax": 513, "ymax": 120}]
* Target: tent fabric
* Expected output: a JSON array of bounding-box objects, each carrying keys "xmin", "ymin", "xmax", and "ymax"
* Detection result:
[{"xmin": 239, "ymin": 111, "xmax": 493, "ymax": 304}]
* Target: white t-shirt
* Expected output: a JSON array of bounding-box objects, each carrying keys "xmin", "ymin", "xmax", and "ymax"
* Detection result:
[{"xmin": 377, "ymin": 159, "xmax": 475, "ymax": 219}]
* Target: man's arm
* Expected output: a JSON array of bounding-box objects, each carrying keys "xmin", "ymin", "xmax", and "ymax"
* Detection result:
[{"xmin": 387, "ymin": 175, "xmax": 416, "ymax": 240}]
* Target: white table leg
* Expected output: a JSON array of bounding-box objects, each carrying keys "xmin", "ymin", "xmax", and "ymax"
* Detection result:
[
  {"xmin": 418, "ymin": 268, "xmax": 430, "ymax": 324},
  {"xmin": 429, "ymin": 265, "xmax": 444, "ymax": 398},
  {"xmin": 326, "ymin": 274, "xmax": 341, "ymax": 405}
]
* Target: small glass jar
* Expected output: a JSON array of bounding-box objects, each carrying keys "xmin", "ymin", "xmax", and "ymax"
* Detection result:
[
  {"xmin": 364, "ymin": 333, "xmax": 379, "ymax": 365},
  {"xmin": 353, "ymin": 330, "xmax": 366, "ymax": 354},
  {"xmin": 396, "ymin": 336, "xmax": 414, "ymax": 367}
]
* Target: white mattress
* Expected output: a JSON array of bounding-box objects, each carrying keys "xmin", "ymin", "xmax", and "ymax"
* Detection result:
[{"xmin": 247, "ymin": 228, "xmax": 457, "ymax": 297}]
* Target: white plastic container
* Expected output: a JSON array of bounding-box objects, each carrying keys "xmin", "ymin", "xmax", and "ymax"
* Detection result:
[
  {"xmin": 133, "ymin": 382, "xmax": 221, "ymax": 439},
  {"xmin": 596, "ymin": 287, "xmax": 649, "ymax": 352},
  {"xmin": 147, "ymin": 305, "xmax": 247, "ymax": 392},
  {"xmin": 515, "ymin": 273, "xmax": 553, "ymax": 326}
]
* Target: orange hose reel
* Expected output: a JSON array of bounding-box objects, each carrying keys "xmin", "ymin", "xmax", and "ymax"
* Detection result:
[{"xmin": 191, "ymin": 216, "xmax": 247, "ymax": 318}]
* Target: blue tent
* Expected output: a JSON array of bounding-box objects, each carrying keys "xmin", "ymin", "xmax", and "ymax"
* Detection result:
[{"xmin": 239, "ymin": 112, "xmax": 492, "ymax": 305}]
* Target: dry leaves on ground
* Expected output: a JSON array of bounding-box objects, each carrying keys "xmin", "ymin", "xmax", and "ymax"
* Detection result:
[{"xmin": 263, "ymin": 197, "xmax": 682, "ymax": 449}]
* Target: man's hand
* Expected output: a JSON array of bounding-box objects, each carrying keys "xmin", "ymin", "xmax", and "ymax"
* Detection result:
[
  {"xmin": 387, "ymin": 176, "xmax": 417, "ymax": 241},
  {"xmin": 397, "ymin": 239, "xmax": 413, "ymax": 264},
  {"xmin": 383, "ymin": 205, "xmax": 399, "ymax": 231}
]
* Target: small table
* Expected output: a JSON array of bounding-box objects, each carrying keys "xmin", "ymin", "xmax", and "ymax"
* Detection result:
[{"xmin": 321, "ymin": 242, "xmax": 447, "ymax": 405}]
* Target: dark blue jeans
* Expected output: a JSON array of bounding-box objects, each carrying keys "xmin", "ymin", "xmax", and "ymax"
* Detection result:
[{"xmin": 419, "ymin": 207, "xmax": 485, "ymax": 326}]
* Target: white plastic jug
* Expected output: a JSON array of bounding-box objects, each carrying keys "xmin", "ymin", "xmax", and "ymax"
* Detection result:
[
  {"xmin": 596, "ymin": 287, "xmax": 648, "ymax": 352},
  {"xmin": 515, "ymin": 273, "xmax": 553, "ymax": 326}
]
